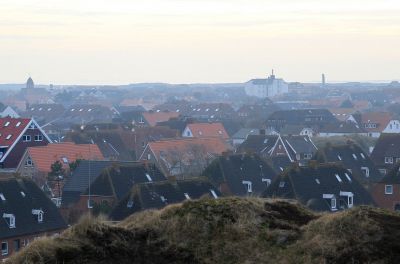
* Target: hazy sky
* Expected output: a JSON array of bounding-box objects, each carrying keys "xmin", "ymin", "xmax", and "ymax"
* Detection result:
[{"xmin": 0, "ymin": 0, "xmax": 399, "ymax": 84}]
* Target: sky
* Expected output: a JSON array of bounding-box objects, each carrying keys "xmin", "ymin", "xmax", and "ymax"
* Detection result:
[{"xmin": 0, "ymin": 0, "xmax": 399, "ymax": 85}]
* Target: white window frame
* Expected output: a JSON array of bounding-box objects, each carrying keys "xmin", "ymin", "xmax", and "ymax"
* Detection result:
[
  {"xmin": 331, "ymin": 198, "xmax": 337, "ymax": 210},
  {"xmin": 22, "ymin": 135, "xmax": 31, "ymax": 142},
  {"xmin": 34, "ymin": 134, "xmax": 43, "ymax": 142},
  {"xmin": 1, "ymin": 242, "xmax": 8, "ymax": 256},
  {"xmin": 361, "ymin": 167, "xmax": 370, "ymax": 177},
  {"xmin": 385, "ymin": 157, "xmax": 394, "ymax": 164},
  {"xmin": 242, "ymin": 181, "xmax": 253, "ymax": 193},
  {"xmin": 385, "ymin": 185, "xmax": 393, "ymax": 194}
]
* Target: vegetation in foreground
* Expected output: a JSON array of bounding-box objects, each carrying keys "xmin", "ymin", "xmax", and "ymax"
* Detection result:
[{"xmin": 8, "ymin": 197, "xmax": 400, "ymax": 264}]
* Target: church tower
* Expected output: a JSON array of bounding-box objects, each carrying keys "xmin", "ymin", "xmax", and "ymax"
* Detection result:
[{"xmin": 26, "ymin": 77, "xmax": 34, "ymax": 89}]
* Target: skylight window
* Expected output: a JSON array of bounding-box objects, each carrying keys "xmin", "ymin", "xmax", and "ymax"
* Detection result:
[
  {"xmin": 263, "ymin": 139, "xmax": 268, "ymax": 144},
  {"xmin": 315, "ymin": 179, "xmax": 320, "ymax": 184},
  {"xmin": 352, "ymin": 154, "xmax": 357, "ymax": 160},
  {"xmin": 16, "ymin": 122, "xmax": 21, "ymax": 127},
  {"xmin": 210, "ymin": 189, "xmax": 218, "ymax": 199},
  {"xmin": 79, "ymin": 109, "xmax": 83, "ymax": 112},
  {"xmin": 20, "ymin": 191, "xmax": 25, "ymax": 197},
  {"xmin": 345, "ymin": 173, "xmax": 352, "ymax": 182},
  {"xmin": 215, "ymin": 108, "xmax": 219, "ymax": 112},
  {"xmin": 48, "ymin": 108, "xmax": 51, "ymax": 111},
  {"xmin": 0, "ymin": 193, "xmax": 5, "ymax": 201},
  {"xmin": 71, "ymin": 109, "xmax": 75, "ymax": 112},
  {"xmin": 160, "ymin": 196, "xmax": 167, "ymax": 203},
  {"xmin": 88, "ymin": 108, "xmax": 92, "ymax": 112},
  {"xmin": 39, "ymin": 108, "xmax": 43, "ymax": 111},
  {"xmin": 337, "ymin": 155, "xmax": 342, "ymax": 161},
  {"xmin": 335, "ymin": 174, "xmax": 343, "ymax": 183},
  {"xmin": 360, "ymin": 153, "xmax": 366, "ymax": 159},
  {"xmin": 184, "ymin": 193, "xmax": 191, "ymax": 200},
  {"xmin": 145, "ymin": 173, "xmax": 153, "ymax": 182},
  {"xmin": 6, "ymin": 135, "xmax": 11, "ymax": 140},
  {"xmin": 4, "ymin": 122, "xmax": 10, "ymax": 127}
]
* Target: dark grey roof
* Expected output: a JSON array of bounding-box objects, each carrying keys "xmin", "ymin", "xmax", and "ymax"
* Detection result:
[
  {"xmin": 62, "ymin": 160, "xmax": 129, "ymax": 207},
  {"xmin": 110, "ymin": 178, "xmax": 220, "ymax": 221},
  {"xmin": 279, "ymin": 125, "xmax": 308, "ymax": 135},
  {"xmin": 282, "ymin": 135, "xmax": 318, "ymax": 159},
  {"xmin": 319, "ymin": 121, "xmax": 366, "ymax": 134},
  {"xmin": 371, "ymin": 134, "xmax": 400, "ymax": 168},
  {"xmin": 264, "ymin": 164, "xmax": 375, "ymax": 212},
  {"xmin": 203, "ymin": 154, "xmax": 277, "ymax": 196},
  {"xmin": 267, "ymin": 109, "xmax": 337, "ymax": 129},
  {"xmin": 232, "ymin": 128, "xmax": 261, "ymax": 140},
  {"xmin": 0, "ymin": 178, "xmax": 67, "ymax": 239},
  {"xmin": 314, "ymin": 143, "xmax": 382, "ymax": 184},
  {"xmin": 236, "ymin": 135, "xmax": 279, "ymax": 154}
]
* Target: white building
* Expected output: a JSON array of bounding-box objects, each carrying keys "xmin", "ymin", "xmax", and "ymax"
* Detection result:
[{"xmin": 245, "ymin": 71, "xmax": 289, "ymax": 98}]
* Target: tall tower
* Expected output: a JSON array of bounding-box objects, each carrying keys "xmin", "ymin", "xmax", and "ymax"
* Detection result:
[
  {"xmin": 322, "ymin": 74, "xmax": 326, "ymax": 88},
  {"xmin": 26, "ymin": 77, "xmax": 34, "ymax": 89}
]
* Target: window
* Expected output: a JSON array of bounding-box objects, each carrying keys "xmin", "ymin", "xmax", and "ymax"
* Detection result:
[
  {"xmin": 210, "ymin": 189, "xmax": 218, "ymax": 199},
  {"xmin": 279, "ymin": 181, "xmax": 285, "ymax": 188},
  {"xmin": 6, "ymin": 134, "xmax": 12, "ymax": 140},
  {"xmin": 352, "ymin": 154, "xmax": 357, "ymax": 160},
  {"xmin": 0, "ymin": 193, "xmax": 5, "ymax": 201},
  {"xmin": 25, "ymin": 157, "xmax": 33, "ymax": 166},
  {"xmin": 145, "ymin": 173, "xmax": 153, "ymax": 182},
  {"xmin": 87, "ymin": 199, "xmax": 94, "ymax": 209},
  {"xmin": 184, "ymin": 193, "xmax": 191, "ymax": 200},
  {"xmin": 3, "ymin": 214, "xmax": 15, "ymax": 228},
  {"xmin": 385, "ymin": 157, "xmax": 394, "ymax": 164},
  {"xmin": 361, "ymin": 167, "xmax": 370, "ymax": 177},
  {"xmin": 331, "ymin": 198, "xmax": 337, "ymax": 210},
  {"xmin": 348, "ymin": 196, "xmax": 354, "ymax": 208},
  {"xmin": 304, "ymin": 153, "xmax": 313, "ymax": 159},
  {"xmin": 62, "ymin": 157, "xmax": 69, "ymax": 164},
  {"xmin": 127, "ymin": 200, "xmax": 134, "ymax": 208},
  {"xmin": 1, "ymin": 242, "xmax": 8, "ymax": 256},
  {"xmin": 32, "ymin": 209, "xmax": 44, "ymax": 223},
  {"xmin": 335, "ymin": 174, "xmax": 342, "ymax": 183},
  {"xmin": 22, "ymin": 135, "xmax": 31, "ymax": 142},
  {"xmin": 147, "ymin": 153, "xmax": 151, "ymax": 160},
  {"xmin": 360, "ymin": 153, "xmax": 366, "ymax": 159},
  {"xmin": 14, "ymin": 239, "xmax": 20, "ymax": 252},
  {"xmin": 385, "ymin": 185, "xmax": 393, "ymax": 194},
  {"xmin": 16, "ymin": 122, "xmax": 21, "ymax": 127},
  {"xmin": 34, "ymin": 134, "xmax": 43, "ymax": 141},
  {"xmin": 315, "ymin": 179, "xmax": 320, "ymax": 184},
  {"xmin": 262, "ymin": 178, "xmax": 271, "ymax": 186},
  {"xmin": 242, "ymin": 181, "xmax": 252, "ymax": 193},
  {"xmin": 4, "ymin": 122, "xmax": 10, "ymax": 127},
  {"xmin": 344, "ymin": 173, "xmax": 352, "ymax": 182}
]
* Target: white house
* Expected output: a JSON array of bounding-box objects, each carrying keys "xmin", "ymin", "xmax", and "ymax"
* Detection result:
[{"xmin": 245, "ymin": 71, "xmax": 289, "ymax": 98}]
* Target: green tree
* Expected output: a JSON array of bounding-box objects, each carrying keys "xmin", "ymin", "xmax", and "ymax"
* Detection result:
[{"xmin": 48, "ymin": 160, "xmax": 65, "ymax": 182}]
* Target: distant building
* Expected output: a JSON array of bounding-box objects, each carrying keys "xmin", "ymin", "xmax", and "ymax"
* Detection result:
[{"xmin": 245, "ymin": 71, "xmax": 288, "ymax": 98}]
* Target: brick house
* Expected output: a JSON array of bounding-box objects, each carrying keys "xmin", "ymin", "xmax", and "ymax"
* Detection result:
[
  {"xmin": 0, "ymin": 117, "xmax": 51, "ymax": 169},
  {"xmin": 0, "ymin": 178, "xmax": 67, "ymax": 260},
  {"xmin": 371, "ymin": 165, "xmax": 400, "ymax": 211}
]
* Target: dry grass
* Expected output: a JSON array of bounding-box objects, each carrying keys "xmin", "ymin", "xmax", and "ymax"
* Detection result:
[{"xmin": 8, "ymin": 197, "xmax": 400, "ymax": 264}]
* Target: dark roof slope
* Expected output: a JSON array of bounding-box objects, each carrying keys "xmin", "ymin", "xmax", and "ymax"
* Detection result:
[
  {"xmin": 236, "ymin": 135, "xmax": 278, "ymax": 154},
  {"xmin": 0, "ymin": 178, "xmax": 67, "ymax": 239},
  {"xmin": 371, "ymin": 134, "xmax": 400, "ymax": 167},
  {"xmin": 110, "ymin": 178, "xmax": 220, "ymax": 221},
  {"xmin": 314, "ymin": 143, "xmax": 382, "ymax": 184},
  {"xmin": 203, "ymin": 154, "xmax": 277, "ymax": 196},
  {"xmin": 264, "ymin": 164, "xmax": 375, "ymax": 212}
]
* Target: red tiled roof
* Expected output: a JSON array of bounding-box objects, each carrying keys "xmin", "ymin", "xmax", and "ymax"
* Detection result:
[
  {"xmin": 143, "ymin": 112, "xmax": 180, "ymax": 126},
  {"xmin": 361, "ymin": 112, "xmax": 392, "ymax": 132},
  {"xmin": 147, "ymin": 137, "xmax": 229, "ymax": 161},
  {"xmin": 186, "ymin": 123, "xmax": 229, "ymax": 139},
  {"xmin": 27, "ymin": 142, "xmax": 104, "ymax": 173},
  {"xmin": 0, "ymin": 117, "xmax": 32, "ymax": 147}
]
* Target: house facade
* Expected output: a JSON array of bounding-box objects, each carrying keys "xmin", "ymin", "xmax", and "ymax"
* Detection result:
[
  {"xmin": 0, "ymin": 117, "xmax": 51, "ymax": 169},
  {"xmin": 371, "ymin": 165, "xmax": 400, "ymax": 211},
  {"xmin": 0, "ymin": 178, "xmax": 67, "ymax": 260},
  {"xmin": 245, "ymin": 72, "xmax": 289, "ymax": 98}
]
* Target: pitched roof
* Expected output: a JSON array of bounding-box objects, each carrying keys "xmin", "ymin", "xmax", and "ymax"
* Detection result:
[
  {"xmin": 83, "ymin": 163, "xmax": 167, "ymax": 201},
  {"xmin": 282, "ymin": 135, "xmax": 318, "ymax": 160},
  {"xmin": 0, "ymin": 117, "xmax": 31, "ymax": 147},
  {"xmin": 370, "ymin": 133, "xmax": 400, "ymax": 167},
  {"xmin": 314, "ymin": 143, "xmax": 382, "ymax": 184},
  {"xmin": 203, "ymin": 154, "xmax": 277, "ymax": 196},
  {"xmin": 264, "ymin": 164, "xmax": 375, "ymax": 212},
  {"xmin": 236, "ymin": 135, "xmax": 279, "ymax": 154},
  {"xmin": 22, "ymin": 104, "xmax": 65, "ymax": 125},
  {"xmin": 319, "ymin": 121, "xmax": 366, "ymax": 134},
  {"xmin": 26, "ymin": 143, "xmax": 104, "ymax": 173},
  {"xmin": 267, "ymin": 109, "xmax": 337, "ymax": 127},
  {"xmin": 360, "ymin": 112, "xmax": 392, "ymax": 132},
  {"xmin": 146, "ymin": 137, "xmax": 230, "ymax": 160},
  {"xmin": 110, "ymin": 178, "xmax": 220, "ymax": 221},
  {"xmin": 142, "ymin": 112, "xmax": 180, "ymax": 126},
  {"xmin": 185, "ymin": 123, "xmax": 229, "ymax": 139},
  {"xmin": 0, "ymin": 178, "xmax": 67, "ymax": 239}
]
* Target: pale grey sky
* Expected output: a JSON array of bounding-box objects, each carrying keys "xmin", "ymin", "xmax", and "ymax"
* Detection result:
[{"xmin": 0, "ymin": 0, "xmax": 399, "ymax": 84}]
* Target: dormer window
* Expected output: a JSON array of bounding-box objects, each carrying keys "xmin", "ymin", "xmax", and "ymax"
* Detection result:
[
  {"xmin": 3, "ymin": 213, "xmax": 15, "ymax": 228},
  {"xmin": 340, "ymin": 191, "xmax": 354, "ymax": 208},
  {"xmin": 361, "ymin": 167, "xmax": 370, "ymax": 177},
  {"xmin": 262, "ymin": 178, "xmax": 271, "ymax": 186},
  {"xmin": 242, "ymin": 181, "xmax": 252, "ymax": 193},
  {"xmin": 32, "ymin": 209, "xmax": 44, "ymax": 223},
  {"xmin": 323, "ymin": 194, "xmax": 337, "ymax": 211},
  {"xmin": 385, "ymin": 157, "xmax": 394, "ymax": 164}
]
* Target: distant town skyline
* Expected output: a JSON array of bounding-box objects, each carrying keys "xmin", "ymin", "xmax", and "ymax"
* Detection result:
[{"xmin": 0, "ymin": 0, "xmax": 399, "ymax": 85}]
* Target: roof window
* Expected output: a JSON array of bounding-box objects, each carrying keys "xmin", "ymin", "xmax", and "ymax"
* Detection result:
[
  {"xmin": 4, "ymin": 122, "xmax": 10, "ymax": 127},
  {"xmin": 3, "ymin": 214, "xmax": 15, "ymax": 228},
  {"xmin": 335, "ymin": 174, "xmax": 343, "ymax": 183},
  {"xmin": 345, "ymin": 173, "xmax": 352, "ymax": 182},
  {"xmin": 337, "ymin": 155, "xmax": 342, "ymax": 161},
  {"xmin": 315, "ymin": 179, "xmax": 320, "ymax": 184},
  {"xmin": 32, "ymin": 209, "xmax": 44, "ymax": 223},
  {"xmin": 0, "ymin": 193, "xmax": 5, "ymax": 201},
  {"xmin": 242, "ymin": 180, "xmax": 253, "ymax": 193},
  {"xmin": 16, "ymin": 122, "xmax": 21, "ymax": 127},
  {"xmin": 279, "ymin": 181, "xmax": 285, "ymax": 188},
  {"xmin": 210, "ymin": 189, "xmax": 218, "ymax": 199},
  {"xmin": 184, "ymin": 193, "xmax": 191, "ymax": 200},
  {"xmin": 360, "ymin": 153, "xmax": 366, "ymax": 159},
  {"xmin": 145, "ymin": 173, "xmax": 153, "ymax": 182},
  {"xmin": 6, "ymin": 135, "xmax": 11, "ymax": 140},
  {"xmin": 352, "ymin": 154, "xmax": 357, "ymax": 160}
]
